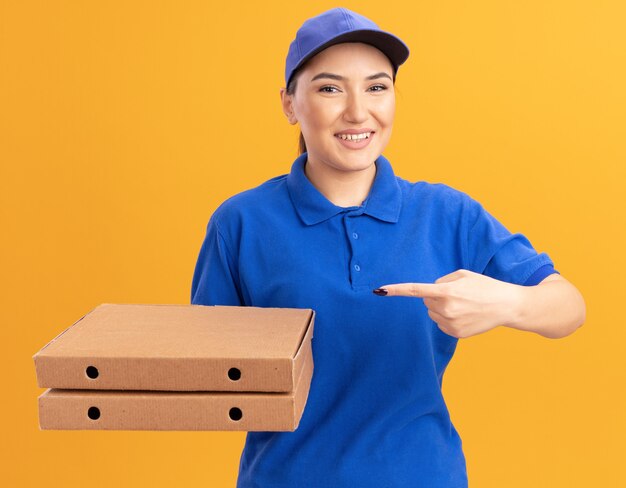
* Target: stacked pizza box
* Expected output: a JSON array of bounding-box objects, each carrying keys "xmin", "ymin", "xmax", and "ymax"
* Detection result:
[{"xmin": 33, "ymin": 303, "xmax": 315, "ymax": 431}]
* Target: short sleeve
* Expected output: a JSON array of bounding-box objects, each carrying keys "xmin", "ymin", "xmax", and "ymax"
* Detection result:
[
  {"xmin": 190, "ymin": 214, "xmax": 244, "ymax": 306},
  {"xmin": 463, "ymin": 196, "xmax": 559, "ymax": 286}
]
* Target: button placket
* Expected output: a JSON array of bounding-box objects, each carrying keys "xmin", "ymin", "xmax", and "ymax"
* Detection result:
[{"xmin": 344, "ymin": 212, "xmax": 364, "ymax": 286}]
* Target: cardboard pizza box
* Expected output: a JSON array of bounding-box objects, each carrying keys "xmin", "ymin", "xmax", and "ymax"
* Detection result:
[
  {"xmin": 33, "ymin": 303, "xmax": 315, "ymax": 392},
  {"xmin": 36, "ymin": 337, "xmax": 314, "ymax": 431}
]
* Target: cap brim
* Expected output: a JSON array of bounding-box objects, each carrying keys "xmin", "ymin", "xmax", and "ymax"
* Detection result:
[{"xmin": 289, "ymin": 29, "xmax": 410, "ymax": 85}]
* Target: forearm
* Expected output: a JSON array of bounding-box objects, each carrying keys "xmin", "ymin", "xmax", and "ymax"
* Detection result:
[{"xmin": 506, "ymin": 279, "xmax": 586, "ymax": 339}]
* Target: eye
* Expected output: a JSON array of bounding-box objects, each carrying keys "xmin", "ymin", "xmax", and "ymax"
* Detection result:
[
  {"xmin": 369, "ymin": 84, "xmax": 388, "ymax": 92},
  {"xmin": 319, "ymin": 85, "xmax": 340, "ymax": 93}
]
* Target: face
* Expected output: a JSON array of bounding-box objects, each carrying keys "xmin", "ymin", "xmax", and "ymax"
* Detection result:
[{"xmin": 281, "ymin": 42, "xmax": 396, "ymax": 175}]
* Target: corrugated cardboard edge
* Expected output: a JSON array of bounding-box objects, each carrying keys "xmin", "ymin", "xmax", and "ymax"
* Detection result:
[
  {"xmin": 213, "ymin": 305, "xmax": 315, "ymax": 392},
  {"xmin": 33, "ymin": 304, "xmax": 315, "ymax": 392},
  {"xmin": 36, "ymin": 346, "xmax": 315, "ymax": 432},
  {"xmin": 33, "ymin": 303, "xmax": 190, "ymax": 353},
  {"xmin": 291, "ymin": 310, "xmax": 315, "ymax": 391},
  {"xmin": 33, "ymin": 304, "xmax": 191, "ymax": 359},
  {"xmin": 32, "ymin": 304, "xmax": 104, "ymax": 387},
  {"xmin": 291, "ymin": 333, "xmax": 314, "ymax": 431},
  {"xmin": 33, "ymin": 305, "xmax": 100, "ymax": 355}
]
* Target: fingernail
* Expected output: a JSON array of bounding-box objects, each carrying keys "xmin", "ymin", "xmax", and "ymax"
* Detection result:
[{"xmin": 372, "ymin": 288, "xmax": 388, "ymax": 296}]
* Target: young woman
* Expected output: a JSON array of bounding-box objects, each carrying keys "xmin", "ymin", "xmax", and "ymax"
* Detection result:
[{"xmin": 191, "ymin": 8, "xmax": 586, "ymax": 487}]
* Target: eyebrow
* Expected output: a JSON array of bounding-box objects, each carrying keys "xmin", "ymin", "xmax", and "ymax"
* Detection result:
[{"xmin": 310, "ymin": 72, "xmax": 393, "ymax": 82}]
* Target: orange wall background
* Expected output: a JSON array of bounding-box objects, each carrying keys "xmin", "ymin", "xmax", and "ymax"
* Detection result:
[{"xmin": 2, "ymin": 1, "xmax": 624, "ymax": 486}]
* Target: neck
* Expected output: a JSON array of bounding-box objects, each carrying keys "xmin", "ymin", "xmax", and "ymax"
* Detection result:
[{"xmin": 304, "ymin": 155, "xmax": 377, "ymax": 208}]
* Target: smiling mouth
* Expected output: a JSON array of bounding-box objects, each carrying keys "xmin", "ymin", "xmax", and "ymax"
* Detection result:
[{"xmin": 334, "ymin": 131, "xmax": 373, "ymax": 141}]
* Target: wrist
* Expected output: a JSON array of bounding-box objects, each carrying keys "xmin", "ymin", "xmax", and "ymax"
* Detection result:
[{"xmin": 502, "ymin": 283, "xmax": 534, "ymax": 332}]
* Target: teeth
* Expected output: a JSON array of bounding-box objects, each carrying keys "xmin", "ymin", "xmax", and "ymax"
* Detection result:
[{"xmin": 336, "ymin": 132, "xmax": 371, "ymax": 141}]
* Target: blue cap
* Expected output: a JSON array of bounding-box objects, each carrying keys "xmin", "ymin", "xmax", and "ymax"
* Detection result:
[{"xmin": 285, "ymin": 7, "xmax": 410, "ymax": 87}]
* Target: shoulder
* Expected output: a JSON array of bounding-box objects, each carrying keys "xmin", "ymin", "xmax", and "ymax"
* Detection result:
[
  {"xmin": 211, "ymin": 173, "xmax": 289, "ymax": 223},
  {"xmin": 395, "ymin": 177, "xmax": 474, "ymax": 213}
]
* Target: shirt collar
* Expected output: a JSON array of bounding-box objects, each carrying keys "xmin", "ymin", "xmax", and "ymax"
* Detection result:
[{"xmin": 286, "ymin": 152, "xmax": 402, "ymax": 226}]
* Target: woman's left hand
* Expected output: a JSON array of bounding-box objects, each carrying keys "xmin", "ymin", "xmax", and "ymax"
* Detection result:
[{"xmin": 373, "ymin": 269, "xmax": 523, "ymax": 339}]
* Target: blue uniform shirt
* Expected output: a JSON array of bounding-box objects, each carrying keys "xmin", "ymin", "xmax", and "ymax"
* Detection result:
[{"xmin": 191, "ymin": 152, "xmax": 558, "ymax": 488}]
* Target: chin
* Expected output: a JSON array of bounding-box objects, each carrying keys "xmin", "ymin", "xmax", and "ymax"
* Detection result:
[{"xmin": 339, "ymin": 151, "xmax": 379, "ymax": 170}]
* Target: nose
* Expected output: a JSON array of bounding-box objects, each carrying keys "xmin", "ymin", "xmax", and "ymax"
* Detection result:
[{"xmin": 343, "ymin": 91, "xmax": 368, "ymax": 123}]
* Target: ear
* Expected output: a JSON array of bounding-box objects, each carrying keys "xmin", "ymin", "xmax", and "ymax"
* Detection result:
[{"xmin": 280, "ymin": 87, "xmax": 298, "ymax": 125}]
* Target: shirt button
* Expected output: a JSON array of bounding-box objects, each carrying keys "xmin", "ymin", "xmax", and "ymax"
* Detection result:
[
  {"xmin": 354, "ymin": 264, "xmax": 361, "ymax": 272},
  {"xmin": 352, "ymin": 232, "xmax": 359, "ymax": 239}
]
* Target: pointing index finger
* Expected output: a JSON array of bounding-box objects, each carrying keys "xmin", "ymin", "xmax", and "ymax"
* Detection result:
[{"xmin": 373, "ymin": 282, "xmax": 447, "ymax": 298}]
